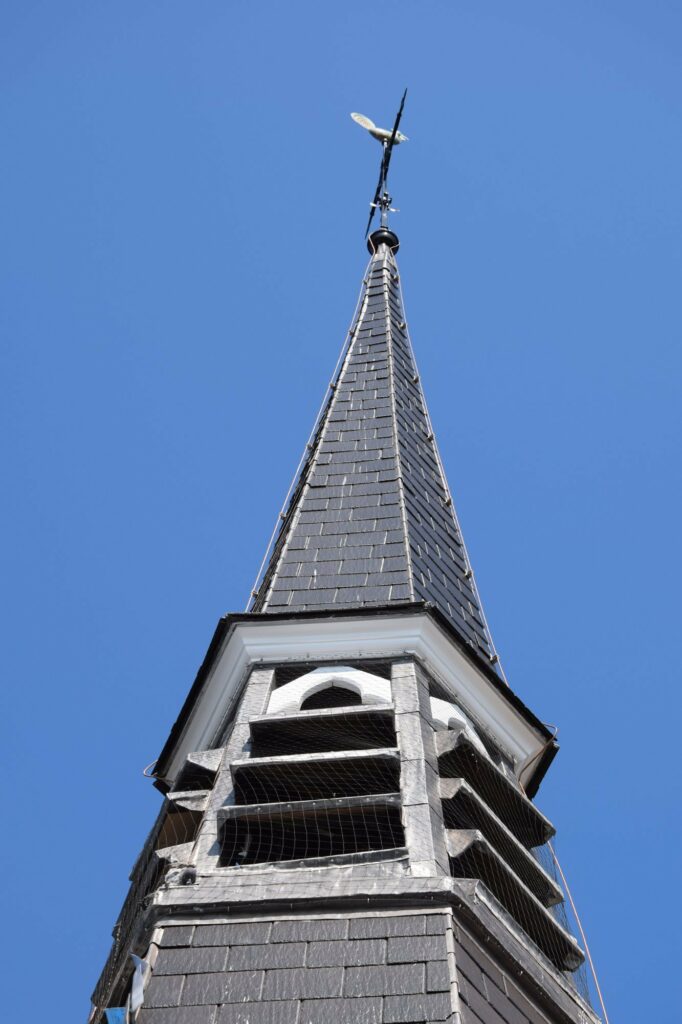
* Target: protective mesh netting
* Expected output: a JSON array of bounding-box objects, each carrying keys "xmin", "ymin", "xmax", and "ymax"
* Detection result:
[
  {"xmin": 222, "ymin": 698, "xmax": 405, "ymax": 867},
  {"xmin": 94, "ymin": 678, "xmax": 594, "ymax": 1017}
]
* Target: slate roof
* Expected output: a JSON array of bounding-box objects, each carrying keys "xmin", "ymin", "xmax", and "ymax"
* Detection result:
[{"xmin": 252, "ymin": 236, "xmax": 497, "ymax": 665}]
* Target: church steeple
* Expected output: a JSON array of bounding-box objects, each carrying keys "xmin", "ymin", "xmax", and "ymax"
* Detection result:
[
  {"xmin": 90, "ymin": 106, "xmax": 602, "ymax": 1024},
  {"xmin": 253, "ymin": 228, "xmax": 499, "ymax": 670}
]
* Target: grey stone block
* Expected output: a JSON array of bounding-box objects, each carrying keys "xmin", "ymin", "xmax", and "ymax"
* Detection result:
[
  {"xmin": 262, "ymin": 966, "xmax": 344, "ymax": 1000},
  {"xmin": 139, "ymin": 1007, "xmax": 216, "ymax": 1024},
  {"xmin": 193, "ymin": 922, "xmax": 272, "ymax": 947},
  {"xmin": 306, "ymin": 938, "xmax": 386, "ymax": 967},
  {"xmin": 343, "ymin": 962, "xmax": 425, "ymax": 997},
  {"xmin": 298, "ymin": 996, "xmax": 382, "ymax": 1024},
  {"xmin": 383, "ymin": 992, "xmax": 452, "ymax": 1022},
  {"xmin": 160, "ymin": 925, "xmax": 195, "ymax": 947},
  {"xmin": 387, "ymin": 935, "xmax": 448, "ymax": 964},
  {"xmin": 397, "ymin": 712, "xmax": 435, "ymax": 764},
  {"xmin": 228, "ymin": 942, "xmax": 306, "ymax": 971},
  {"xmin": 217, "ymin": 1001, "xmax": 299, "ymax": 1024},
  {"xmin": 181, "ymin": 971, "xmax": 264, "ymax": 1005},
  {"xmin": 143, "ymin": 974, "xmax": 185, "ymax": 1008},
  {"xmin": 155, "ymin": 946, "xmax": 228, "ymax": 976}
]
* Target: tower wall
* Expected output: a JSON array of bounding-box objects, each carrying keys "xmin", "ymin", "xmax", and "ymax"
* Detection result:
[{"xmin": 93, "ymin": 634, "xmax": 596, "ymax": 1024}]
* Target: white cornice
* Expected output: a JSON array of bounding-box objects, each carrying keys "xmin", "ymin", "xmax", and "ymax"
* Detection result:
[{"xmin": 160, "ymin": 612, "xmax": 548, "ymax": 787}]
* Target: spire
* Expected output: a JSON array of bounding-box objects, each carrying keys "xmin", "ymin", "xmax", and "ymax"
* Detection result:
[{"xmin": 252, "ymin": 231, "xmax": 499, "ymax": 668}]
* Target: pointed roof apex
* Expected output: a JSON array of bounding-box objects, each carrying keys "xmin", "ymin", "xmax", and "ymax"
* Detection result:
[{"xmin": 250, "ymin": 241, "xmax": 502, "ymax": 674}]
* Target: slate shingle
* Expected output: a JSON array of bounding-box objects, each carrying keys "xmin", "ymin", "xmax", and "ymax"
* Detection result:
[
  {"xmin": 139, "ymin": 1008, "xmax": 216, "ymax": 1024},
  {"xmin": 343, "ymin": 963, "xmax": 425, "ymax": 997},
  {"xmin": 143, "ymin": 974, "xmax": 185, "ymax": 1007},
  {"xmin": 181, "ymin": 971, "xmax": 264, "ymax": 1006},
  {"xmin": 227, "ymin": 942, "xmax": 306, "ymax": 971},
  {"xmin": 387, "ymin": 934, "xmax": 448, "ymax": 964},
  {"xmin": 298, "ymin": 996, "xmax": 382, "ymax": 1024},
  {"xmin": 154, "ymin": 946, "xmax": 227, "ymax": 976},
  {"xmin": 306, "ymin": 938, "xmax": 386, "ymax": 968},
  {"xmin": 192, "ymin": 922, "xmax": 272, "ymax": 947},
  {"xmin": 217, "ymin": 1002, "xmax": 299, "ymax": 1024},
  {"xmin": 383, "ymin": 993, "xmax": 452, "ymax": 1022},
  {"xmin": 261, "ymin": 966, "xmax": 344, "ymax": 1000},
  {"xmin": 270, "ymin": 918, "xmax": 349, "ymax": 942}
]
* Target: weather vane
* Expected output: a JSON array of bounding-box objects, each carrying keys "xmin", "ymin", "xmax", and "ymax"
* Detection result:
[{"xmin": 351, "ymin": 89, "xmax": 408, "ymax": 237}]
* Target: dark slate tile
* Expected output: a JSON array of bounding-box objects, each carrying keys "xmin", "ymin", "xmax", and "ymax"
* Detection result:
[
  {"xmin": 306, "ymin": 938, "xmax": 386, "ymax": 968},
  {"xmin": 383, "ymin": 993, "xmax": 452, "ymax": 1022},
  {"xmin": 387, "ymin": 935, "xmax": 448, "ymax": 964},
  {"xmin": 217, "ymin": 1001, "xmax": 299, "ymax": 1024},
  {"xmin": 181, "ymin": 971, "xmax": 264, "ymax": 1006},
  {"xmin": 426, "ymin": 960, "xmax": 451, "ymax": 993},
  {"xmin": 290, "ymin": 589, "xmax": 338, "ymax": 606},
  {"xmin": 298, "ymin": 997, "xmax": 382, "ymax": 1024},
  {"xmin": 483, "ymin": 979, "xmax": 529, "ymax": 1024},
  {"xmin": 343, "ymin": 963, "xmax": 425, "ymax": 997},
  {"xmin": 144, "ymin": 974, "xmax": 185, "ymax": 1007},
  {"xmin": 459, "ymin": 981, "xmax": 507, "ymax": 1024},
  {"xmin": 139, "ymin": 1007, "xmax": 216, "ymax": 1024},
  {"xmin": 340, "ymin": 557, "xmax": 384, "ymax": 573},
  {"xmin": 455, "ymin": 930, "xmax": 506, "ymax": 993},
  {"xmin": 262, "ymin": 966, "xmax": 344, "ymax": 1000},
  {"xmin": 155, "ymin": 946, "xmax": 228, "ymax": 976},
  {"xmin": 454, "ymin": 945, "xmax": 491, "ymax": 997},
  {"xmin": 503, "ymin": 975, "xmax": 552, "ymax": 1024},
  {"xmin": 228, "ymin": 942, "xmax": 306, "ymax": 971},
  {"xmin": 348, "ymin": 915, "xmax": 427, "ymax": 939},
  {"xmin": 160, "ymin": 925, "xmax": 195, "ymax": 948},
  {"xmin": 270, "ymin": 919, "xmax": 348, "ymax": 943},
  {"xmin": 381, "ymin": 555, "xmax": 409, "ymax": 571}
]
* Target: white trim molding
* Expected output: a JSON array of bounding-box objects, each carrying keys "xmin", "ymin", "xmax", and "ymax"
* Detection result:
[
  {"xmin": 159, "ymin": 611, "xmax": 548, "ymax": 787},
  {"xmin": 267, "ymin": 665, "xmax": 392, "ymax": 714}
]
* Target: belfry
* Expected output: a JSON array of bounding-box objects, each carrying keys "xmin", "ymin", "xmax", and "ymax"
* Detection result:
[{"xmin": 91, "ymin": 103, "xmax": 600, "ymax": 1024}]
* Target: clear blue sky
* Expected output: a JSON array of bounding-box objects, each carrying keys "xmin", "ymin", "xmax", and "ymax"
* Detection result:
[{"xmin": 2, "ymin": 2, "xmax": 680, "ymax": 1020}]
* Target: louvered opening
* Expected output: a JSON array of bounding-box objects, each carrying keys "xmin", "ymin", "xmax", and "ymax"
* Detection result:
[
  {"xmin": 172, "ymin": 762, "xmax": 217, "ymax": 794},
  {"xmin": 249, "ymin": 707, "xmax": 395, "ymax": 758},
  {"xmin": 219, "ymin": 794, "xmax": 404, "ymax": 867},
  {"xmin": 446, "ymin": 831, "xmax": 583, "ymax": 972},
  {"xmin": 155, "ymin": 804, "xmax": 202, "ymax": 851},
  {"xmin": 437, "ymin": 732, "xmax": 553, "ymax": 847},
  {"xmin": 436, "ymin": 731, "xmax": 583, "ymax": 974},
  {"xmin": 232, "ymin": 750, "xmax": 400, "ymax": 805},
  {"xmin": 440, "ymin": 780, "xmax": 561, "ymax": 906}
]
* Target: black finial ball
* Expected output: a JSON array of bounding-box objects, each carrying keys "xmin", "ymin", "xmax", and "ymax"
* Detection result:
[{"xmin": 367, "ymin": 228, "xmax": 400, "ymax": 254}]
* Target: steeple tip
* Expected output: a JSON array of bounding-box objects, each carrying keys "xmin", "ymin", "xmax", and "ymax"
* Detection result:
[{"xmin": 367, "ymin": 227, "xmax": 400, "ymax": 254}]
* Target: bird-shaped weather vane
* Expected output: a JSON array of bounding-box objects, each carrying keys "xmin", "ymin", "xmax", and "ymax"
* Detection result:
[{"xmin": 351, "ymin": 89, "xmax": 408, "ymax": 238}]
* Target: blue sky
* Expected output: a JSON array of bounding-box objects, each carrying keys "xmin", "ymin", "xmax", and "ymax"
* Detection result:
[{"xmin": 2, "ymin": 2, "xmax": 680, "ymax": 1020}]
